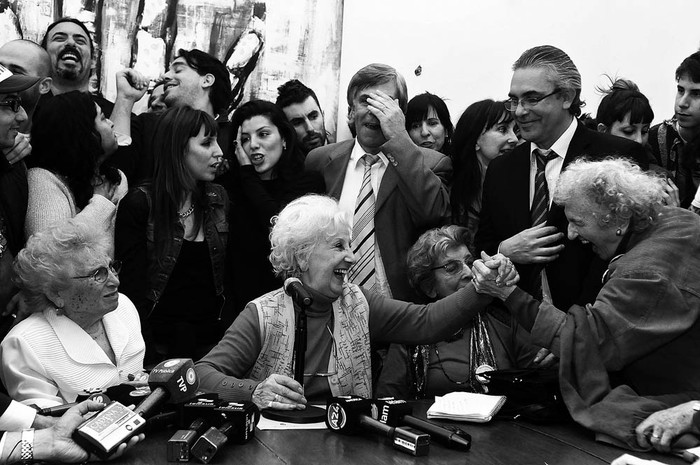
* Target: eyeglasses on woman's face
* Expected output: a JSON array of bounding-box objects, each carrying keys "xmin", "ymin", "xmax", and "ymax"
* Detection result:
[{"xmin": 72, "ymin": 260, "xmax": 122, "ymax": 284}]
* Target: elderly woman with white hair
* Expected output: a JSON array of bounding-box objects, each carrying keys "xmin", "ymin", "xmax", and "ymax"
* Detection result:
[
  {"xmin": 0, "ymin": 219, "xmax": 145, "ymax": 408},
  {"xmin": 474, "ymin": 158, "xmax": 700, "ymax": 452},
  {"xmin": 196, "ymin": 194, "xmax": 516, "ymax": 410}
]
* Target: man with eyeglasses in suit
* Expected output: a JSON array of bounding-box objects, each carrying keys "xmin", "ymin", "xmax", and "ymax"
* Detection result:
[{"xmin": 475, "ymin": 45, "xmax": 647, "ymax": 314}]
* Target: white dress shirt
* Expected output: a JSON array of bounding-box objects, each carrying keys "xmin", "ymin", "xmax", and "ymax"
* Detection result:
[{"xmin": 528, "ymin": 117, "xmax": 578, "ymax": 207}]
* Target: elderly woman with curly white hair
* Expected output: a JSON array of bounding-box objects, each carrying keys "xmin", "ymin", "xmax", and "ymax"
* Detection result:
[
  {"xmin": 0, "ymin": 219, "xmax": 145, "ymax": 408},
  {"xmin": 473, "ymin": 158, "xmax": 700, "ymax": 452},
  {"xmin": 196, "ymin": 194, "xmax": 516, "ymax": 410}
]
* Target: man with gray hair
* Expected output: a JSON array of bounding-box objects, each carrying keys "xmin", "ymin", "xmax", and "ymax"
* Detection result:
[
  {"xmin": 475, "ymin": 45, "xmax": 647, "ymax": 311},
  {"xmin": 306, "ymin": 63, "xmax": 451, "ymax": 303}
]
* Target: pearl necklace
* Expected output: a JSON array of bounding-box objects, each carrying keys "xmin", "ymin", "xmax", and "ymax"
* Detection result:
[{"xmin": 178, "ymin": 204, "xmax": 195, "ymax": 219}]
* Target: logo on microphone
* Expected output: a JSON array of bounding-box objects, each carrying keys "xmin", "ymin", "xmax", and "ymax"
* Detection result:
[
  {"xmin": 326, "ymin": 403, "xmax": 346, "ymax": 430},
  {"xmin": 186, "ymin": 368, "xmax": 196, "ymax": 385}
]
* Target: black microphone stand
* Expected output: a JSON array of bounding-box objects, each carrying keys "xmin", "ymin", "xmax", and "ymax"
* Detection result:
[{"xmin": 262, "ymin": 287, "xmax": 326, "ymax": 424}]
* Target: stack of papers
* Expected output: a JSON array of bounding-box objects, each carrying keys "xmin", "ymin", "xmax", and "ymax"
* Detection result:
[{"xmin": 427, "ymin": 391, "xmax": 507, "ymax": 423}]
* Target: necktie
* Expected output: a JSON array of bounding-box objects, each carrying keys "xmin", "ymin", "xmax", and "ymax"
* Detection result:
[
  {"xmin": 530, "ymin": 149, "xmax": 559, "ymax": 226},
  {"xmin": 349, "ymin": 154, "xmax": 380, "ymax": 291}
]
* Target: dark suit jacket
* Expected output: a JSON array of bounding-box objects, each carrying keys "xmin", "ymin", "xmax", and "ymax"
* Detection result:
[
  {"xmin": 306, "ymin": 135, "xmax": 452, "ymax": 302},
  {"xmin": 475, "ymin": 122, "xmax": 648, "ymax": 310}
]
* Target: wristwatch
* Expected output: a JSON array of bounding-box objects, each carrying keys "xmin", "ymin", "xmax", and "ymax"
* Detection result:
[{"xmin": 20, "ymin": 428, "xmax": 33, "ymax": 464}]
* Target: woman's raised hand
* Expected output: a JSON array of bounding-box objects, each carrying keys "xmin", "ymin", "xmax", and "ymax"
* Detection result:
[
  {"xmin": 471, "ymin": 251, "xmax": 518, "ymax": 300},
  {"xmin": 252, "ymin": 373, "xmax": 307, "ymax": 411}
]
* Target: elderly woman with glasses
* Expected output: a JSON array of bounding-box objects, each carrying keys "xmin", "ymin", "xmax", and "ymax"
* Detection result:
[
  {"xmin": 376, "ymin": 225, "xmax": 540, "ymax": 399},
  {"xmin": 0, "ymin": 219, "xmax": 145, "ymax": 408},
  {"xmin": 195, "ymin": 195, "xmax": 517, "ymax": 411},
  {"xmin": 473, "ymin": 158, "xmax": 700, "ymax": 452}
]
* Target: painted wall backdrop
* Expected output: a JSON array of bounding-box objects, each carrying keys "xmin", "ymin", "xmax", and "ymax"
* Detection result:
[{"xmin": 0, "ymin": 0, "xmax": 344, "ymax": 135}]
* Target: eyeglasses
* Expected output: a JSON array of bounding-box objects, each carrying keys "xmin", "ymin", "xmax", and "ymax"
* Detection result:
[
  {"xmin": 431, "ymin": 256, "xmax": 474, "ymax": 275},
  {"xmin": 72, "ymin": 260, "xmax": 122, "ymax": 284},
  {"xmin": 0, "ymin": 96, "xmax": 22, "ymax": 113},
  {"xmin": 504, "ymin": 89, "xmax": 560, "ymax": 112},
  {"xmin": 304, "ymin": 325, "xmax": 339, "ymax": 378}
]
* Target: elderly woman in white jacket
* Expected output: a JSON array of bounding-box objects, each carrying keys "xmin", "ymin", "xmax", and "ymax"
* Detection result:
[{"xmin": 0, "ymin": 219, "xmax": 145, "ymax": 408}]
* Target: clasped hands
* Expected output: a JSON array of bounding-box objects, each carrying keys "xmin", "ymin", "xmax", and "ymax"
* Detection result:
[{"xmin": 472, "ymin": 251, "xmax": 519, "ymax": 301}]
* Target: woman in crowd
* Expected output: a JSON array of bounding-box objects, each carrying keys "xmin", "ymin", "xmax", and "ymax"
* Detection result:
[
  {"xmin": 195, "ymin": 194, "xmax": 516, "ymax": 411},
  {"xmin": 405, "ymin": 92, "xmax": 454, "ymax": 155},
  {"xmin": 26, "ymin": 91, "xmax": 125, "ymax": 241},
  {"xmin": 594, "ymin": 78, "xmax": 679, "ymax": 207},
  {"xmin": 473, "ymin": 158, "xmax": 700, "ymax": 450},
  {"xmin": 229, "ymin": 100, "xmax": 325, "ymax": 306},
  {"xmin": 0, "ymin": 219, "xmax": 145, "ymax": 408},
  {"xmin": 376, "ymin": 225, "xmax": 539, "ymax": 399},
  {"xmin": 450, "ymin": 99, "xmax": 518, "ymax": 250},
  {"xmin": 116, "ymin": 106, "xmax": 231, "ymax": 363}
]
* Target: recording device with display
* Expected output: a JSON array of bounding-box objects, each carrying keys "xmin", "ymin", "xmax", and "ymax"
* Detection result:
[
  {"xmin": 372, "ymin": 398, "xmax": 471, "ymax": 451},
  {"xmin": 73, "ymin": 359, "xmax": 199, "ymax": 459},
  {"xmin": 190, "ymin": 401, "xmax": 259, "ymax": 463},
  {"xmin": 326, "ymin": 396, "xmax": 430, "ymax": 456}
]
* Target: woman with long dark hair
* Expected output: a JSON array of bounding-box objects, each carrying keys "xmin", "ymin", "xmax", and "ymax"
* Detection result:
[
  {"xmin": 116, "ymin": 106, "xmax": 231, "ymax": 363},
  {"xmin": 405, "ymin": 92, "xmax": 454, "ymax": 155},
  {"xmin": 27, "ymin": 91, "xmax": 124, "ymax": 241},
  {"xmin": 228, "ymin": 100, "xmax": 325, "ymax": 306},
  {"xmin": 451, "ymin": 99, "xmax": 518, "ymax": 251}
]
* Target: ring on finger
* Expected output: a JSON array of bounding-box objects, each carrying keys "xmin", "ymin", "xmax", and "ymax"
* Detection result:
[{"xmin": 651, "ymin": 434, "xmax": 661, "ymax": 439}]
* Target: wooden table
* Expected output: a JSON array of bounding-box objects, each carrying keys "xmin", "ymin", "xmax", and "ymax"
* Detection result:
[{"xmin": 108, "ymin": 403, "xmax": 687, "ymax": 465}]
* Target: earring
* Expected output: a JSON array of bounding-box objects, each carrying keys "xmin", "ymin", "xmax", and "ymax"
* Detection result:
[{"xmin": 615, "ymin": 228, "xmax": 622, "ymax": 236}]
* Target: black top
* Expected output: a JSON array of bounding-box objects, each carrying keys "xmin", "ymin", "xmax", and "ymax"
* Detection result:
[{"xmin": 150, "ymin": 240, "xmax": 223, "ymax": 361}]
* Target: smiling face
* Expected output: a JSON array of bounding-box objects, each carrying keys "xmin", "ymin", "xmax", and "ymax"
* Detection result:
[
  {"xmin": 476, "ymin": 116, "xmax": 518, "ymax": 166},
  {"xmin": 162, "ymin": 57, "xmax": 207, "ymax": 109},
  {"xmin": 509, "ymin": 67, "xmax": 573, "ymax": 149},
  {"xmin": 240, "ymin": 115, "xmax": 285, "ymax": 180},
  {"xmin": 408, "ymin": 105, "xmax": 446, "ymax": 152},
  {"xmin": 94, "ymin": 103, "xmax": 117, "ymax": 160},
  {"xmin": 0, "ymin": 92, "xmax": 27, "ymax": 149},
  {"xmin": 282, "ymin": 96, "xmax": 326, "ymax": 154},
  {"xmin": 45, "ymin": 22, "xmax": 93, "ymax": 84},
  {"xmin": 565, "ymin": 198, "xmax": 626, "ymax": 261},
  {"xmin": 60, "ymin": 253, "xmax": 120, "ymax": 327},
  {"xmin": 185, "ymin": 124, "xmax": 223, "ymax": 182},
  {"xmin": 301, "ymin": 229, "xmax": 355, "ymax": 300},
  {"xmin": 606, "ymin": 112, "xmax": 650, "ymax": 146},
  {"xmin": 428, "ymin": 245, "xmax": 473, "ymax": 299},
  {"xmin": 350, "ymin": 80, "xmax": 399, "ymax": 154}
]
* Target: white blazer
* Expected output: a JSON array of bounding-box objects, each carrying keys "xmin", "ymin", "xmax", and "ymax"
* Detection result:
[{"xmin": 0, "ymin": 293, "xmax": 145, "ymax": 408}]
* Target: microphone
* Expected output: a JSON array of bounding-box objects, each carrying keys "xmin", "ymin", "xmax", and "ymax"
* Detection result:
[
  {"xmin": 73, "ymin": 359, "xmax": 199, "ymax": 459},
  {"xmin": 326, "ymin": 396, "xmax": 430, "ymax": 456},
  {"xmin": 167, "ymin": 394, "xmax": 221, "ymax": 462},
  {"xmin": 373, "ymin": 398, "xmax": 471, "ymax": 451},
  {"xmin": 37, "ymin": 392, "xmax": 111, "ymax": 417},
  {"xmin": 190, "ymin": 401, "xmax": 259, "ymax": 463},
  {"xmin": 284, "ymin": 277, "xmax": 313, "ymax": 307}
]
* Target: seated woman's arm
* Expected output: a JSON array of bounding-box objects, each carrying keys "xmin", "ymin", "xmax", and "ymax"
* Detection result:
[
  {"xmin": 375, "ymin": 344, "xmax": 413, "ymax": 399},
  {"xmin": 194, "ymin": 304, "xmax": 265, "ymax": 402},
  {"xmin": 0, "ymin": 334, "xmax": 63, "ymax": 407},
  {"xmin": 366, "ymin": 283, "xmax": 492, "ymax": 344}
]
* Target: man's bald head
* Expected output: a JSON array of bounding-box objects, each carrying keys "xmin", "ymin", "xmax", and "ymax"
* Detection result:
[{"xmin": 0, "ymin": 40, "xmax": 52, "ymax": 131}]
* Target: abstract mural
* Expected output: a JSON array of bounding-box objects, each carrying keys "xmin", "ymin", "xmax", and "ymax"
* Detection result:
[{"xmin": 0, "ymin": 0, "xmax": 344, "ymax": 133}]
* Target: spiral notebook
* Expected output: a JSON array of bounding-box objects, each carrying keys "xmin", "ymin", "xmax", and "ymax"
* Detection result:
[{"xmin": 427, "ymin": 391, "xmax": 507, "ymax": 423}]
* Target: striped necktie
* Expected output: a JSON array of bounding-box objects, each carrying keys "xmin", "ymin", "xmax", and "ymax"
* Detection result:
[
  {"xmin": 531, "ymin": 149, "xmax": 558, "ymax": 226},
  {"xmin": 349, "ymin": 153, "xmax": 380, "ymax": 291}
]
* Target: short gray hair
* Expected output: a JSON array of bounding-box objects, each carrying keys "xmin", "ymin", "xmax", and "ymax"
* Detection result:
[
  {"xmin": 269, "ymin": 195, "xmax": 351, "ymax": 279},
  {"xmin": 346, "ymin": 63, "xmax": 408, "ymax": 112},
  {"xmin": 553, "ymin": 158, "xmax": 665, "ymax": 231},
  {"xmin": 513, "ymin": 45, "xmax": 584, "ymax": 116},
  {"xmin": 13, "ymin": 219, "xmax": 111, "ymax": 312}
]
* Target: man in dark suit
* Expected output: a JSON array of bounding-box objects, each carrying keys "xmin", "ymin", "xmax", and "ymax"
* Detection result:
[
  {"xmin": 475, "ymin": 45, "xmax": 647, "ymax": 311},
  {"xmin": 305, "ymin": 63, "xmax": 451, "ymax": 303}
]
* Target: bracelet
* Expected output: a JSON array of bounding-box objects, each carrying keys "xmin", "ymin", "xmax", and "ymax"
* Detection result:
[{"xmin": 20, "ymin": 428, "xmax": 33, "ymax": 464}]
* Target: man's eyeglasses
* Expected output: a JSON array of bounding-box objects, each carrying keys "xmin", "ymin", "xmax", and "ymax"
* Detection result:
[
  {"xmin": 431, "ymin": 256, "xmax": 474, "ymax": 275},
  {"xmin": 504, "ymin": 89, "xmax": 560, "ymax": 112},
  {"xmin": 0, "ymin": 96, "xmax": 22, "ymax": 113},
  {"xmin": 72, "ymin": 260, "xmax": 122, "ymax": 284}
]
